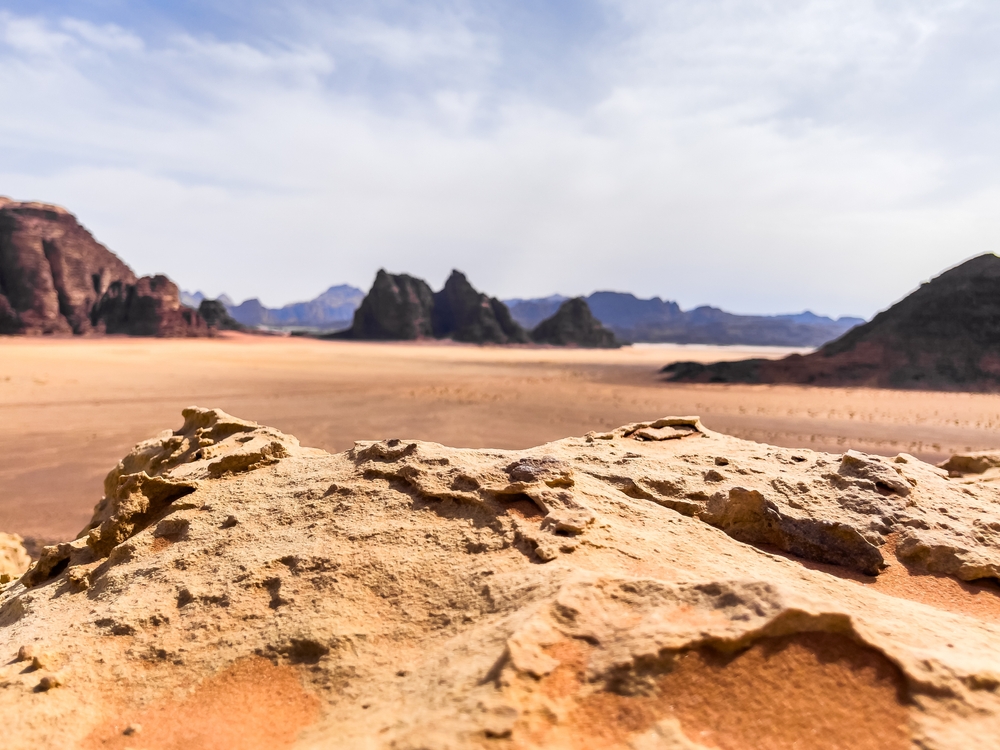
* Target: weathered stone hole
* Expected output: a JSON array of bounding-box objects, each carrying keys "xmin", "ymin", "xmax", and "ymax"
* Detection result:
[{"xmin": 501, "ymin": 494, "xmax": 544, "ymax": 520}]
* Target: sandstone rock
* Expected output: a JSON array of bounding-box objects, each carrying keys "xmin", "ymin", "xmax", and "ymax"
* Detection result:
[
  {"xmin": 0, "ymin": 533, "xmax": 31, "ymax": 583},
  {"xmin": 0, "ymin": 198, "xmax": 208, "ymax": 337},
  {"xmin": 93, "ymin": 274, "xmax": 210, "ymax": 337},
  {"xmin": 432, "ymin": 270, "xmax": 528, "ymax": 344},
  {"xmin": 663, "ymin": 253, "xmax": 1000, "ymax": 390},
  {"xmin": 340, "ymin": 269, "xmax": 435, "ymax": 339},
  {"xmin": 2, "ymin": 411, "xmax": 1000, "ymax": 748},
  {"xmin": 0, "ymin": 198, "xmax": 135, "ymax": 334},
  {"xmin": 532, "ymin": 297, "xmax": 622, "ymax": 348}
]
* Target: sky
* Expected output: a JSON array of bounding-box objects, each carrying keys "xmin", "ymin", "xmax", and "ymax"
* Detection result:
[{"xmin": 1, "ymin": 1, "xmax": 998, "ymax": 317}]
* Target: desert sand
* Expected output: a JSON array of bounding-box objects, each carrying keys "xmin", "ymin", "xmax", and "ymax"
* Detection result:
[
  {"xmin": 3, "ymin": 406, "xmax": 1000, "ymax": 749},
  {"xmin": 4, "ymin": 334, "xmax": 1000, "ymax": 544}
]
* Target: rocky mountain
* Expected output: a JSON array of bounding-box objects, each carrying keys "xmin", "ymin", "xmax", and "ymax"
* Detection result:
[
  {"xmin": 339, "ymin": 270, "xmax": 436, "ymax": 339},
  {"xmin": 432, "ymin": 271, "xmax": 528, "ymax": 344},
  {"xmin": 506, "ymin": 291, "xmax": 863, "ymax": 346},
  {"xmin": 3, "ymin": 407, "xmax": 1000, "ymax": 747},
  {"xmin": 0, "ymin": 198, "xmax": 209, "ymax": 337},
  {"xmin": 663, "ymin": 254, "xmax": 1000, "ymax": 390},
  {"xmin": 531, "ymin": 297, "xmax": 621, "ymax": 348},
  {"xmin": 221, "ymin": 285, "xmax": 364, "ymax": 331},
  {"xmin": 337, "ymin": 269, "xmax": 527, "ymax": 343}
]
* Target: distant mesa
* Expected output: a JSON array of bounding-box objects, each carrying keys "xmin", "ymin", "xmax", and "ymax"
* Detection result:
[
  {"xmin": 663, "ymin": 254, "xmax": 1000, "ymax": 391},
  {"xmin": 507, "ymin": 291, "xmax": 863, "ymax": 348},
  {"xmin": 0, "ymin": 198, "xmax": 209, "ymax": 337},
  {"xmin": 531, "ymin": 297, "xmax": 622, "ymax": 348}
]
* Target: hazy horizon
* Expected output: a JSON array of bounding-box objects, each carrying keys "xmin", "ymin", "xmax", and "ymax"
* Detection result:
[{"xmin": 3, "ymin": 1, "xmax": 998, "ymax": 318}]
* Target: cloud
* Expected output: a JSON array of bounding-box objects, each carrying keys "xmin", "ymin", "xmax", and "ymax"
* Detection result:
[{"xmin": 0, "ymin": 2, "xmax": 998, "ymax": 315}]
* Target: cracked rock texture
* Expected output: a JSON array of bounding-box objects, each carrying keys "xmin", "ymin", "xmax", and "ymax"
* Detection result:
[{"xmin": 2, "ymin": 409, "xmax": 1000, "ymax": 749}]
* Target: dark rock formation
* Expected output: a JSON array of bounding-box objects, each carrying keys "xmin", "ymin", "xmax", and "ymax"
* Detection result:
[
  {"xmin": 198, "ymin": 299, "xmax": 245, "ymax": 331},
  {"xmin": 432, "ymin": 271, "xmax": 528, "ymax": 344},
  {"xmin": 0, "ymin": 198, "xmax": 208, "ymax": 337},
  {"xmin": 93, "ymin": 275, "xmax": 209, "ymax": 337},
  {"xmin": 337, "ymin": 269, "xmax": 527, "ymax": 343},
  {"xmin": 338, "ymin": 270, "xmax": 435, "ymax": 340},
  {"xmin": 0, "ymin": 199, "xmax": 136, "ymax": 334},
  {"xmin": 663, "ymin": 254, "xmax": 1000, "ymax": 390},
  {"xmin": 531, "ymin": 298, "xmax": 621, "ymax": 348}
]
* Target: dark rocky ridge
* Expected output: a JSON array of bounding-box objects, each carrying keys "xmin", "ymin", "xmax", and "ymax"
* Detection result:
[
  {"xmin": 531, "ymin": 298, "xmax": 621, "ymax": 348},
  {"xmin": 432, "ymin": 270, "xmax": 528, "ymax": 344},
  {"xmin": 0, "ymin": 198, "xmax": 209, "ymax": 337},
  {"xmin": 336, "ymin": 269, "xmax": 528, "ymax": 343},
  {"xmin": 339, "ymin": 270, "xmax": 436, "ymax": 340},
  {"xmin": 663, "ymin": 254, "xmax": 1000, "ymax": 390}
]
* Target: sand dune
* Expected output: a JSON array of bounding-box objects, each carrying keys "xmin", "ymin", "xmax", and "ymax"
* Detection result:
[{"xmin": 3, "ymin": 334, "xmax": 1000, "ymax": 543}]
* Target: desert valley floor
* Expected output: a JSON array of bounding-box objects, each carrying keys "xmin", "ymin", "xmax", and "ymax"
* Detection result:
[{"xmin": 4, "ymin": 334, "xmax": 1000, "ymax": 545}]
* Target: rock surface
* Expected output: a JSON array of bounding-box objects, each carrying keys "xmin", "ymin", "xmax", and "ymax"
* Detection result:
[
  {"xmin": 0, "ymin": 198, "xmax": 208, "ymax": 337},
  {"xmin": 3, "ymin": 409, "xmax": 1000, "ymax": 748},
  {"xmin": 532, "ymin": 297, "xmax": 622, "ymax": 348},
  {"xmin": 664, "ymin": 254, "xmax": 1000, "ymax": 390},
  {"xmin": 0, "ymin": 533, "xmax": 30, "ymax": 583}
]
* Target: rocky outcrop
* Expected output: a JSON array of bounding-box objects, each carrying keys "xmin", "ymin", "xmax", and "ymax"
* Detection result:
[
  {"xmin": 338, "ymin": 270, "xmax": 435, "ymax": 340},
  {"xmin": 531, "ymin": 297, "xmax": 622, "ymax": 348},
  {"xmin": 0, "ymin": 199, "xmax": 136, "ymax": 334},
  {"xmin": 338, "ymin": 269, "xmax": 527, "ymax": 343},
  {"xmin": 198, "ymin": 299, "xmax": 245, "ymax": 331},
  {"xmin": 92, "ymin": 275, "xmax": 210, "ymax": 337},
  {"xmin": 0, "ymin": 533, "xmax": 30, "ymax": 584},
  {"xmin": 4, "ymin": 409, "xmax": 1000, "ymax": 747},
  {"xmin": 664, "ymin": 254, "xmax": 1000, "ymax": 390},
  {"xmin": 0, "ymin": 198, "xmax": 208, "ymax": 337},
  {"xmin": 432, "ymin": 270, "xmax": 528, "ymax": 344}
]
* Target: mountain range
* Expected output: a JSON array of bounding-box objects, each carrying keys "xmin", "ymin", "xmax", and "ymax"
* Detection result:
[
  {"xmin": 505, "ymin": 293, "xmax": 864, "ymax": 347},
  {"xmin": 182, "ymin": 286, "xmax": 364, "ymax": 331},
  {"xmin": 194, "ymin": 287, "xmax": 863, "ymax": 346}
]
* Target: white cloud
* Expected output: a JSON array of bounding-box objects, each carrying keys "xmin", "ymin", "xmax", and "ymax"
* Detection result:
[{"xmin": 0, "ymin": 2, "xmax": 998, "ymax": 316}]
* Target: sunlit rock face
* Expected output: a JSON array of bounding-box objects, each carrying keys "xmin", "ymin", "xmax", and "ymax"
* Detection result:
[{"xmin": 2, "ymin": 408, "xmax": 1000, "ymax": 748}]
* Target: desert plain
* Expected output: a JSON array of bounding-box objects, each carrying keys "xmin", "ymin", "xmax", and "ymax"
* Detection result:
[{"xmin": 5, "ymin": 333, "xmax": 1000, "ymax": 547}]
